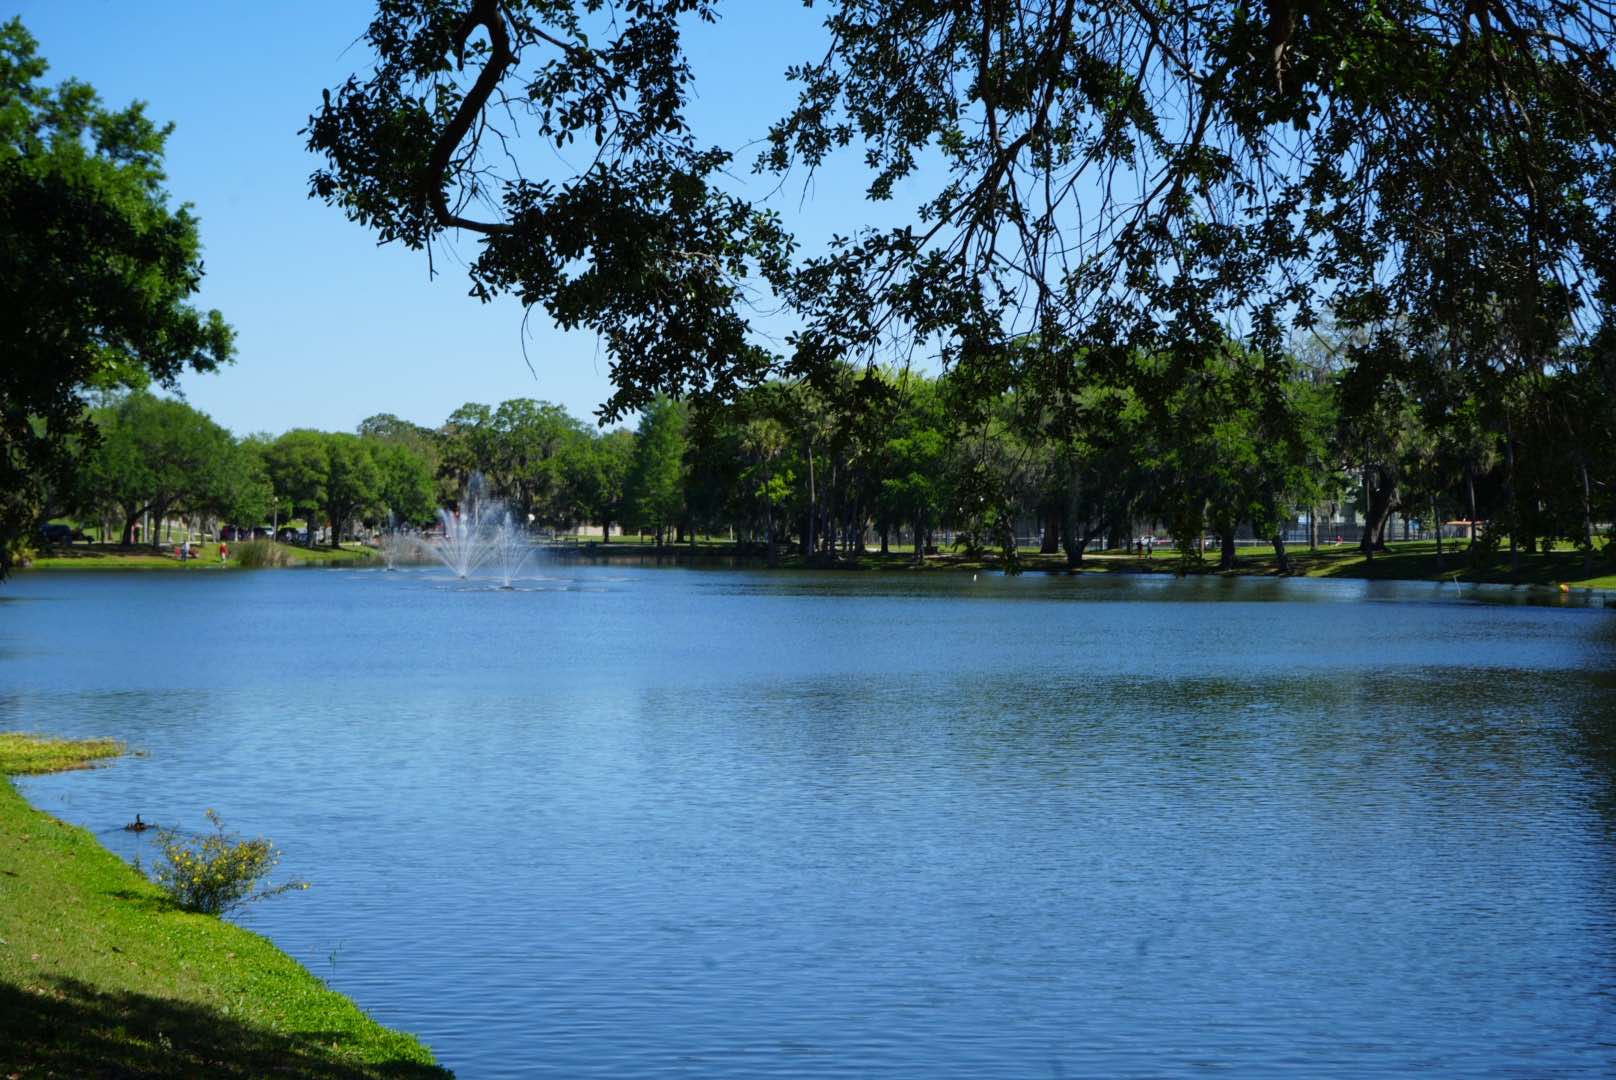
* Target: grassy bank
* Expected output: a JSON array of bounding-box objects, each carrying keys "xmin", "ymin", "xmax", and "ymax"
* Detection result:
[
  {"xmin": 0, "ymin": 733, "xmax": 448, "ymax": 1078},
  {"xmin": 22, "ymin": 541, "xmax": 378, "ymax": 571},
  {"xmin": 1121, "ymin": 538, "xmax": 1616, "ymax": 590},
  {"xmin": 547, "ymin": 537, "xmax": 1616, "ymax": 590},
  {"xmin": 23, "ymin": 535, "xmax": 1615, "ymax": 592}
]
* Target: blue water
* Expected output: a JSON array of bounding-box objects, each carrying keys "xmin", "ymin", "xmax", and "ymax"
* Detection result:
[{"xmin": 4, "ymin": 566, "xmax": 1615, "ymax": 1077}]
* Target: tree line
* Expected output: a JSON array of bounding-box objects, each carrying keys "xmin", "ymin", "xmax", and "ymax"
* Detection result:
[{"xmin": 51, "ymin": 329, "xmax": 1614, "ymax": 579}]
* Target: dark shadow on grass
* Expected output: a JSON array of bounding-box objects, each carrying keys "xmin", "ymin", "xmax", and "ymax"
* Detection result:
[
  {"xmin": 106, "ymin": 888, "xmax": 184, "ymax": 915},
  {"xmin": 35, "ymin": 544, "xmax": 166, "ymax": 561},
  {"xmin": 0, "ymin": 977, "xmax": 451, "ymax": 1079},
  {"xmin": 1307, "ymin": 543, "xmax": 1607, "ymax": 586}
]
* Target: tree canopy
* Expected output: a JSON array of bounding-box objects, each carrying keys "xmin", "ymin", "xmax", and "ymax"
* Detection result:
[
  {"xmin": 307, "ymin": 1, "xmax": 1616, "ymax": 425},
  {"xmin": 1, "ymin": 19, "xmax": 233, "ymax": 574}
]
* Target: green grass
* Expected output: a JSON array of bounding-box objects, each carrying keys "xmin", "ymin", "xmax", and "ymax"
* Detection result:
[
  {"xmin": 558, "ymin": 535, "xmax": 1616, "ymax": 589},
  {"xmin": 26, "ymin": 533, "xmax": 1616, "ymax": 591},
  {"xmin": 0, "ymin": 733, "xmax": 125, "ymax": 775},
  {"xmin": 1087, "ymin": 538, "xmax": 1615, "ymax": 590},
  {"xmin": 0, "ymin": 733, "xmax": 449, "ymax": 1078},
  {"xmin": 23, "ymin": 542, "xmax": 378, "ymax": 571}
]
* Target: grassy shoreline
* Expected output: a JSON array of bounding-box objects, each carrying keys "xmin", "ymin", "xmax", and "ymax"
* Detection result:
[
  {"xmin": 0, "ymin": 733, "xmax": 449, "ymax": 1078},
  {"xmin": 19, "ymin": 536, "xmax": 1616, "ymax": 592},
  {"xmin": 20, "ymin": 541, "xmax": 378, "ymax": 571},
  {"xmin": 543, "ymin": 538, "xmax": 1616, "ymax": 591}
]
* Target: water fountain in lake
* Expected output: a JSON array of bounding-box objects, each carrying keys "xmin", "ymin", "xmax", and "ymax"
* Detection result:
[
  {"xmin": 378, "ymin": 530, "xmax": 421, "ymax": 571},
  {"xmin": 428, "ymin": 475, "xmax": 536, "ymax": 587}
]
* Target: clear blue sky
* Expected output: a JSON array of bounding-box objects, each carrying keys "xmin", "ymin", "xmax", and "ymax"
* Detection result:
[{"xmin": 12, "ymin": 1, "xmax": 885, "ymax": 437}]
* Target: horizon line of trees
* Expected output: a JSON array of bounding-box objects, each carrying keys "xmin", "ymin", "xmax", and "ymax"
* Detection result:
[{"xmin": 41, "ymin": 332, "xmax": 1615, "ymax": 579}]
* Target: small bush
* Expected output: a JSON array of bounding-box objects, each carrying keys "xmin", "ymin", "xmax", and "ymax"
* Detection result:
[{"xmin": 149, "ymin": 809, "xmax": 308, "ymax": 915}]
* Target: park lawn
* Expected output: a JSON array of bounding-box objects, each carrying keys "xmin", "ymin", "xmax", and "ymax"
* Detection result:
[
  {"xmin": 0, "ymin": 733, "xmax": 449, "ymax": 1079},
  {"xmin": 25, "ymin": 542, "xmax": 378, "ymax": 571},
  {"xmin": 25, "ymin": 545, "xmax": 204, "ymax": 570},
  {"xmin": 1119, "ymin": 539, "xmax": 1616, "ymax": 590}
]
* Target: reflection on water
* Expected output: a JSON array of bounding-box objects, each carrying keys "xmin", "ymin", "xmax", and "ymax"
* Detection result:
[{"xmin": 3, "ymin": 568, "xmax": 1615, "ymax": 1078}]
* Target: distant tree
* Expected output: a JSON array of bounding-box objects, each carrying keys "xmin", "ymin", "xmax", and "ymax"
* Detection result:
[
  {"xmin": 214, "ymin": 439, "xmax": 277, "ymax": 531},
  {"xmin": 879, "ymin": 378, "xmax": 951, "ymax": 564},
  {"xmin": 1, "ymin": 19, "xmax": 232, "ymax": 574},
  {"xmin": 358, "ymin": 412, "xmax": 441, "ymax": 478},
  {"xmin": 739, "ymin": 416, "xmax": 790, "ymax": 567},
  {"xmin": 489, "ymin": 398, "xmax": 586, "ymax": 525},
  {"xmin": 625, "ymin": 396, "xmax": 688, "ymax": 547},
  {"xmin": 237, "ymin": 433, "xmax": 291, "ymax": 529},
  {"xmin": 320, "ymin": 433, "xmax": 382, "ymax": 546},
  {"xmin": 367, "ymin": 439, "xmax": 436, "ymax": 527},
  {"xmin": 357, "ymin": 412, "xmax": 434, "ymax": 449},
  {"xmin": 437, "ymin": 403, "xmax": 495, "ymax": 501},
  {"xmin": 683, "ymin": 402, "xmax": 748, "ymax": 546},
  {"xmin": 560, "ymin": 428, "xmax": 635, "ymax": 541},
  {"xmin": 263, "ymin": 430, "xmax": 329, "ymax": 542},
  {"xmin": 78, "ymin": 393, "xmax": 234, "ymax": 546}
]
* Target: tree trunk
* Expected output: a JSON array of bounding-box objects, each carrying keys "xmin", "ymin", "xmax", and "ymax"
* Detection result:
[
  {"xmin": 1308, "ymin": 506, "xmax": 1317, "ymax": 552},
  {"xmin": 765, "ymin": 503, "xmax": 777, "ymax": 567},
  {"xmin": 1060, "ymin": 456, "xmax": 1083, "ymax": 568},
  {"xmin": 149, "ymin": 501, "xmax": 170, "ymax": 549},
  {"xmin": 1220, "ymin": 530, "xmax": 1236, "ymax": 571},
  {"xmin": 1064, "ymin": 524, "xmax": 1096, "ymax": 568},
  {"xmin": 1466, "ymin": 465, "xmax": 1478, "ymax": 546},
  {"xmin": 1504, "ymin": 420, "xmax": 1519, "ymax": 582},
  {"xmin": 1358, "ymin": 470, "xmax": 1395, "ymax": 555},
  {"xmin": 805, "ymin": 447, "xmax": 817, "ymax": 558},
  {"xmin": 913, "ymin": 516, "xmax": 925, "ymax": 565},
  {"xmin": 1061, "ymin": 519, "xmax": 1085, "ymax": 569},
  {"xmin": 1041, "ymin": 507, "xmax": 1061, "ymax": 554},
  {"xmin": 1433, "ymin": 498, "xmax": 1445, "ymax": 572},
  {"xmin": 879, "ymin": 522, "xmax": 889, "ymax": 555},
  {"xmin": 1360, "ymin": 464, "xmax": 1372, "ymax": 554},
  {"xmin": 601, "ymin": 517, "xmax": 612, "ymax": 544},
  {"xmin": 1581, "ymin": 457, "xmax": 1594, "ymax": 577},
  {"xmin": 1272, "ymin": 533, "xmax": 1290, "ymax": 574},
  {"xmin": 120, "ymin": 509, "xmax": 140, "ymax": 547}
]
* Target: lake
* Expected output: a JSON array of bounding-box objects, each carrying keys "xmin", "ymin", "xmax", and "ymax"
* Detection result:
[{"xmin": 4, "ymin": 565, "xmax": 1615, "ymax": 1077}]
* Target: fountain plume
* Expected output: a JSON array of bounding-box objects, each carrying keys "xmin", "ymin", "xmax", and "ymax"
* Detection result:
[{"xmin": 427, "ymin": 474, "xmax": 536, "ymax": 584}]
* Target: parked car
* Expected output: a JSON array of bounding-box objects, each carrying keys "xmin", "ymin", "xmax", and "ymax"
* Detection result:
[{"xmin": 39, "ymin": 523, "xmax": 74, "ymax": 545}]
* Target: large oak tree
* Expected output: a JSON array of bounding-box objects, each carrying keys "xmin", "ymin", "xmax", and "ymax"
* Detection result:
[{"xmin": 1, "ymin": 19, "xmax": 233, "ymax": 575}]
